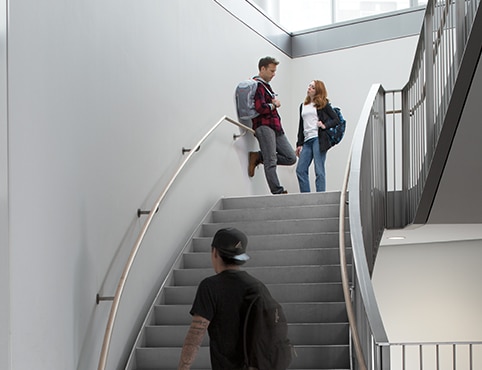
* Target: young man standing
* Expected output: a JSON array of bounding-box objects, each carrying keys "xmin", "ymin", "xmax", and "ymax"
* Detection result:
[
  {"xmin": 178, "ymin": 228, "xmax": 267, "ymax": 370},
  {"xmin": 248, "ymin": 56, "xmax": 296, "ymax": 195}
]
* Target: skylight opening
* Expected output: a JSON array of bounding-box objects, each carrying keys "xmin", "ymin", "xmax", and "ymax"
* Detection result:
[{"xmin": 249, "ymin": 0, "xmax": 428, "ymax": 32}]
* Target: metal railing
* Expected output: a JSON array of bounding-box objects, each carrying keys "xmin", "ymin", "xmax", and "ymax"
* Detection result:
[
  {"xmin": 386, "ymin": 341, "xmax": 482, "ymax": 369},
  {"xmin": 402, "ymin": 0, "xmax": 481, "ymax": 224},
  {"xmin": 96, "ymin": 116, "xmax": 254, "ymax": 370},
  {"xmin": 340, "ymin": 83, "xmax": 482, "ymax": 370},
  {"xmin": 339, "ymin": 0, "xmax": 481, "ymax": 368}
]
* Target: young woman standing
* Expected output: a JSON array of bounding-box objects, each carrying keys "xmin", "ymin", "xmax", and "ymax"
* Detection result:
[{"xmin": 295, "ymin": 80, "xmax": 340, "ymax": 192}]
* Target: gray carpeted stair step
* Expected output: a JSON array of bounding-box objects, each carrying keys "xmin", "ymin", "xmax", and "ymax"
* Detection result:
[
  {"xmin": 192, "ymin": 232, "xmax": 350, "ymax": 252},
  {"xmin": 135, "ymin": 347, "xmax": 210, "ymax": 369},
  {"xmin": 153, "ymin": 301, "xmax": 348, "ymax": 326},
  {"xmin": 290, "ymin": 345, "xmax": 350, "ymax": 369},
  {"xmin": 135, "ymin": 344, "xmax": 350, "ymax": 369},
  {"xmin": 144, "ymin": 322, "xmax": 348, "ymax": 347},
  {"xmin": 181, "ymin": 248, "xmax": 351, "ymax": 269},
  {"xmin": 126, "ymin": 192, "xmax": 351, "ymax": 370},
  {"xmin": 212, "ymin": 203, "xmax": 341, "ymax": 222},
  {"xmin": 201, "ymin": 217, "xmax": 346, "ymax": 235},
  {"xmin": 163, "ymin": 282, "xmax": 345, "ymax": 305},
  {"xmin": 220, "ymin": 191, "xmax": 341, "ymax": 209},
  {"xmin": 174, "ymin": 264, "xmax": 352, "ymax": 285}
]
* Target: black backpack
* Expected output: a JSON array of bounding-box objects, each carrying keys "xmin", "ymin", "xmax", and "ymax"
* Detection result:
[
  {"xmin": 243, "ymin": 286, "xmax": 293, "ymax": 370},
  {"xmin": 327, "ymin": 104, "xmax": 346, "ymax": 146}
]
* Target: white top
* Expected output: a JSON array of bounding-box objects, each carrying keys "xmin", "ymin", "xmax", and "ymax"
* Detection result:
[{"xmin": 301, "ymin": 103, "xmax": 319, "ymax": 142}]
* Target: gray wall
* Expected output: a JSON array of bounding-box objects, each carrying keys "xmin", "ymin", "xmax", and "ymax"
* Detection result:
[{"xmin": 1, "ymin": 0, "xmax": 452, "ymax": 369}]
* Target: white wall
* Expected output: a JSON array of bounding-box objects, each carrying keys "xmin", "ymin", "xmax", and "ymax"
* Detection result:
[
  {"xmin": 373, "ymin": 239, "xmax": 482, "ymax": 342},
  {"xmin": 5, "ymin": 1, "xmax": 291, "ymax": 369},
  {"xmin": 0, "ymin": 1, "xmax": 9, "ymax": 369},
  {"xmin": 372, "ymin": 239, "xmax": 482, "ymax": 367},
  {"xmin": 289, "ymin": 37, "xmax": 418, "ymax": 192},
  {"xmin": 2, "ymin": 1, "xmax": 422, "ymax": 370}
]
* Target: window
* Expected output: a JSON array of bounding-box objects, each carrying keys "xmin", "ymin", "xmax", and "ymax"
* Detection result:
[{"xmin": 249, "ymin": 0, "xmax": 428, "ymax": 32}]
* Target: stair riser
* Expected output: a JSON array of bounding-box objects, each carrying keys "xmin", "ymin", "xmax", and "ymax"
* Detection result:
[
  {"xmin": 221, "ymin": 191, "xmax": 341, "ymax": 209},
  {"xmin": 174, "ymin": 265, "xmax": 352, "ymax": 285},
  {"xmin": 283, "ymin": 302, "xmax": 348, "ymax": 323},
  {"xmin": 192, "ymin": 232, "xmax": 351, "ymax": 252},
  {"xmin": 135, "ymin": 345, "xmax": 350, "ymax": 369},
  {"xmin": 136, "ymin": 347, "xmax": 210, "ymax": 368},
  {"xmin": 164, "ymin": 283, "xmax": 345, "ymax": 305},
  {"xmin": 202, "ymin": 218, "xmax": 347, "ymax": 235},
  {"xmin": 212, "ymin": 204, "xmax": 341, "ymax": 222},
  {"xmin": 182, "ymin": 248, "xmax": 352, "ymax": 269},
  {"xmin": 145, "ymin": 323, "xmax": 348, "ymax": 347},
  {"xmin": 154, "ymin": 302, "xmax": 348, "ymax": 325},
  {"xmin": 291, "ymin": 345, "xmax": 350, "ymax": 369}
]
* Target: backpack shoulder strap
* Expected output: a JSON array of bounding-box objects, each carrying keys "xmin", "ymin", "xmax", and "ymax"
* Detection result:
[
  {"xmin": 254, "ymin": 77, "xmax": 276, "ymax": 98},
  {"xmin": 243, "ymin": 293, "xmax": 260, "ymax": 366}
]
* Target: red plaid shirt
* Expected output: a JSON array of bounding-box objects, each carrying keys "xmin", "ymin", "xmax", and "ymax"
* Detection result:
[{"xmin": 252, "ymin": 80, "xmax": 284, "ymax": 134}]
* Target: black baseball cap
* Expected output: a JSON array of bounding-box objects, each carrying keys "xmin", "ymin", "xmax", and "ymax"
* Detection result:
[{"xmin": 211, "ymin": 227, "xmax": 250, "ymax": 261}]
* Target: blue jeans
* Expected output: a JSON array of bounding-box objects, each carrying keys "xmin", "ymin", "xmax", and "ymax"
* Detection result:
[
  {"xmin": 296, "ymin": 137, "xmax": 327, "ymax": 192},
  {"xmin": 255, "ymin": 126, "xmax": 296, "ymax": 194}
]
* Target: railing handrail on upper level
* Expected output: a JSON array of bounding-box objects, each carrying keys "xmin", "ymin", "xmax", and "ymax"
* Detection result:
[{"xmin": 96, "ymin": 116, "xmax": 254, "ymax": 370}]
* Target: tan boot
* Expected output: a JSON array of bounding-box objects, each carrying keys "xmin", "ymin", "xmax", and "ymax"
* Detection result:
[{"xmin": 248, "ymin": 151, "xmax": 261, "ymax": 177}]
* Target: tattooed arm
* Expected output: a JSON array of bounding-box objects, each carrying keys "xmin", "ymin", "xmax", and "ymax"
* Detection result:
[{"xmin": 178, "ymin": 315, "xmax": 210, "ymax": 370}]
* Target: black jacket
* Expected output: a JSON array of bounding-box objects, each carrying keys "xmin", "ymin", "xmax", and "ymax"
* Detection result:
[{"xmin": 297, "ymin": 102, "xmax": 340, "ymax": 152}]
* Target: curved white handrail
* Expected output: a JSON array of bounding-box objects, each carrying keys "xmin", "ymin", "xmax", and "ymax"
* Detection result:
[{"xmin": 97, "ymin": 116, "xmax": 254, "ymax": 370}]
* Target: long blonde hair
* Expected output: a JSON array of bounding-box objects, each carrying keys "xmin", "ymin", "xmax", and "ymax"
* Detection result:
[{"xmin": 304, "ymin": 80, "xmax": 328, "ymax": 109}]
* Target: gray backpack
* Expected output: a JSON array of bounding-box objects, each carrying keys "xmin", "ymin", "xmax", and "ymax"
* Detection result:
[{"xmin": 235, "ymin": 78, "xmax": 260, "ymax": 120}]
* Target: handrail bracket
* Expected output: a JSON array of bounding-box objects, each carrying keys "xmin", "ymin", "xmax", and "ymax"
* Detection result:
[
  {"xmin": 137, "ymin": 207, "xmax": 159, "ymax": 218},
  {"xmin": 96, "ymin": 294, "xmax": 114, "ymax": 304}
]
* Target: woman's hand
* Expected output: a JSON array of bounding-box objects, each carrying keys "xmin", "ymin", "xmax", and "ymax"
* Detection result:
[
  {"xmin": 296, "ymin": 146, "xmax": 302, "ymax": 157},
  {"xmin": 317, "ymin": 120, "xmax": 326, "ymax": 129}
]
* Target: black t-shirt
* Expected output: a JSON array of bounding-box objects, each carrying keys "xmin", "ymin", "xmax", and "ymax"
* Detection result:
[{"xmin": 190, "ymin": 269, "xmax": 264, "ymax": 370}]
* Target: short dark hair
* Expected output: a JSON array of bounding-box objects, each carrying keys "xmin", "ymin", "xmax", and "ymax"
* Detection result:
[{"xmin": 258, "ymin": 56, "xmax": 279, "ymax": 70}]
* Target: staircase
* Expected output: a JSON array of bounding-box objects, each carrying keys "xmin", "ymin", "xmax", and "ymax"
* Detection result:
[{"xmin": 126, "ymin": 191, "xmax": 352, "ymax": 370}]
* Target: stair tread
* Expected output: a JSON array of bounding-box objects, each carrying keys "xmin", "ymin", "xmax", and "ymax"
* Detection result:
[
  {"xmin": 136, "ymin": 343, "xmax": 350, "ymax": 349},
  {"xmin": 146, "ymin": 322, "xmax": 349, "ymax": 328}
]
